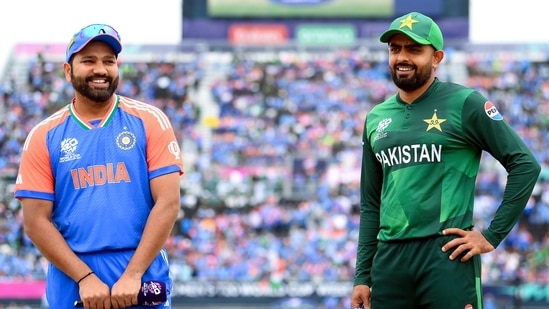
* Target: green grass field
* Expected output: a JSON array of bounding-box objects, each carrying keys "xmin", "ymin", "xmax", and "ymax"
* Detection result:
[{"xmin": 207, "ymin": 0, "xmax": 393, "ymax": 18}]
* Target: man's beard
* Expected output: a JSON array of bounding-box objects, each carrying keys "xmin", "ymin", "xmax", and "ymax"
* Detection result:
[
  {"xmin": 71, "ymin": 72, "xmax": 119, "ymax": 103},
  {"xmin": 390, "ymin": 63, "xmax": 432, "ymax": 92}
]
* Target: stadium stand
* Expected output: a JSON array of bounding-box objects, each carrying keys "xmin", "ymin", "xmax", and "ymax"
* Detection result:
[{"xmin": 0, "ymin": 42, "xmax": 548, "ymax": 308}]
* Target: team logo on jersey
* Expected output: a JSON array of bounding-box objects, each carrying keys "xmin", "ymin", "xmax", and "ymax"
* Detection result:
[
  {"xmin": 484, "ymin": 101, "xmax": 503, "ymax": 120},
  {"xmin": 60, "ymin": 138, "xmax": 82, "ymax": 162},
  {"xmin": 116, "ymin": 130, "xmax": 136, "ymax": 150},
  {"xmin": 424, "ymin": 109, "xmax": 446, "ymax": 132},
  {"xmin": 374, "ymin": 118, "xmax": 392, "ymax": 141}
]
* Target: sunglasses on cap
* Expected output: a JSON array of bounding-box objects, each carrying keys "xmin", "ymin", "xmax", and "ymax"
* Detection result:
[{"xmin": 66, "ymin": 23, "xmax": 122, "ymax": 62}]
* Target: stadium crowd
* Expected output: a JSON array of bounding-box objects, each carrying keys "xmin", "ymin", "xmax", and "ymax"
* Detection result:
[{"xmin": 0, "ymin": 47, "xmax": 548, "ymax": 297}]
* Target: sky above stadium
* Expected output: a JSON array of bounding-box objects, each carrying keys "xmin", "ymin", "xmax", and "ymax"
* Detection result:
[
  {"xmin": 1, "ymin": 0, "xmax": 544, "ymax": 46},
  {"xmin": 0, "ymin": 0, "xmax": 181, "ymax": 73},
  {"xmin": 469, "ymin": 0, "xmax": 548, "ymax": 44}
]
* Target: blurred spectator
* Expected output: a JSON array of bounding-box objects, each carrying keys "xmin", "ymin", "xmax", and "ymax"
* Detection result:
[{"xmin": 0, "ymin": 47, "xmax": 547, "ymax": 292}]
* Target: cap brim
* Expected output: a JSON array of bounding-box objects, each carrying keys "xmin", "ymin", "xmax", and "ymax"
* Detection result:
[
  {"xmin": 72, "ymin": 34, "xmax": 122, "ymax": 56},
  {"xmin": 379, "ymin": 29, "xmax": 431, "ymax": 46}
]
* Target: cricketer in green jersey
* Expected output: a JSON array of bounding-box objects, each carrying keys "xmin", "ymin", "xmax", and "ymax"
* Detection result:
[{"xmin": 350, "ymin": 12, "xmax": 541, "ymax": 309}]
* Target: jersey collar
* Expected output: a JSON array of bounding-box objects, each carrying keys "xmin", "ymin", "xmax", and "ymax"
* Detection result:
[{"xmin": 68, "ymin": 95, "xmax": 119, "ymax": 130}]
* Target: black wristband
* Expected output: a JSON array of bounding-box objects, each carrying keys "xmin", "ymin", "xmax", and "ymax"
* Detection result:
[{"xmin": 77, "ymin": 271, "xmax": 94, "ymax": 285}]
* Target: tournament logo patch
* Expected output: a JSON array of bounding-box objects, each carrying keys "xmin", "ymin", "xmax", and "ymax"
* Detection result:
[
  {"xmin": 59, "ymin": 138, "xmax": 81, "ymax": 162},
  {"xmin": 374, "ymin": 118, "xmax": 392, "ymax": 141},
  {"xmin": 116, "ymin": 130, "xmax": 136, "ymax": 150},
  {"xmin": 484, "ymin": 101, "xmax": 503, "ymax": 121}
]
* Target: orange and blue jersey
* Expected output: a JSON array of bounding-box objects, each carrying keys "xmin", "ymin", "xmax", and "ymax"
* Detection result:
[{"xmin": 14, "ymin": 95, "xmax": 184, "ymax": 253}]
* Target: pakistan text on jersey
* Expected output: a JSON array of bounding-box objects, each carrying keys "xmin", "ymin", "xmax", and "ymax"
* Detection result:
[
  {"xmin": 71, "ymin": 162, "xmax": 130, "ymax": 189},
  {"xmin": 375, "ymin": 144, "xmax": 442, "ymax": 167}
]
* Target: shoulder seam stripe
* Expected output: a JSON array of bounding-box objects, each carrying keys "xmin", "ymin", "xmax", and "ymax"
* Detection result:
[
  {"xmin": 23, "ymin": 108, "xmax": 68, "ymax": 151},
  {"xmin": 120, "ymin": 97, "xmax": 172, "ymax": 130}
]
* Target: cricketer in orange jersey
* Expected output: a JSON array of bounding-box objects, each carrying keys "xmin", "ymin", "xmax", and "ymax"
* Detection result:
[{"xmin": 14, "ymin": 24, "xmax": 183, "ymax": 309}]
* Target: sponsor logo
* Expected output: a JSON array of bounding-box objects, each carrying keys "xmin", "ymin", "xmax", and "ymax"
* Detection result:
[
  {"xmin": 168, "ymin": 141, "xmax": 181, "ymax": 160},
  {"xmin": 484, "ymin": 101, "xmax": 503, "ymax": 120},
  {"xmin": 228, "ymin": 24, "xmax": 288, "ymax": 45}
]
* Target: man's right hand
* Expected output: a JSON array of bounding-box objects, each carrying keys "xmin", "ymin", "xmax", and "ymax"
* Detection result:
[
  {"xmin": 351, "ymin": 284, "xmax": 371, "ymax": 309},
  {"xmin": 78, "ymin": 274, "xmax": 111, "ymax": 309}
]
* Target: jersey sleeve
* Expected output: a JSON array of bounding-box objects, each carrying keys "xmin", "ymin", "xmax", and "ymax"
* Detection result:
[
  {"xmin": 354, "ymin": 116, "xmax": 383, "ymax": 286},
  {"xmin": 14, "ymin": 124, "xmax": 55, "ymax": 201},
  {"xmin": 462, "ymin": 92, "xmax": 541, "ymax": 247},
  {"xmin": 143, "ymin": 107, "xmax": 184, "ymax": 179}
]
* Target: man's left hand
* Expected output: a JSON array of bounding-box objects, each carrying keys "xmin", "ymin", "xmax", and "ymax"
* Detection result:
[{"xmin": 441, "ymin": 228, "xmax": 495, "ymax": 262}]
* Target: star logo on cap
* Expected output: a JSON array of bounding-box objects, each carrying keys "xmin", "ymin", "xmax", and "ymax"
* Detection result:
[{"xmin": 399, "ymin": 14, "xmax": 419, "ymax": 30}]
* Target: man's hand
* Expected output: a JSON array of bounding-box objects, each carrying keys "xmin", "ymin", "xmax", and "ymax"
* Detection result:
[
  {"xmin": 442, "ymin": 228, "xmax": 495, "ymax": 262},
  {"xmin": 350, "ymin": 284, "xmax": 371, "ymax": 309},
  {"xmin": 78, "ymin": 274, "xmax": 111, "ymax": 309},
  {"xmin": 110, "ymin": 276, "xmax": 141, "ymax": 308}
]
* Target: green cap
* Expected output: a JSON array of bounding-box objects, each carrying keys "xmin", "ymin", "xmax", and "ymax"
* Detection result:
[{"xmin": 380, "ymin": 12, "xmax": 443, "ymax": 50}]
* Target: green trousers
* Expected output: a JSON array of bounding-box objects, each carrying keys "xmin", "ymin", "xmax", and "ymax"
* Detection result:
[{"xmin": 370, "ymin": 235, "xmax": 483, "ymax": 309}]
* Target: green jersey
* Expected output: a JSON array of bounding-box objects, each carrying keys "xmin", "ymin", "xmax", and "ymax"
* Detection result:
[{"xmin": 354, "ymin": 78, "xmax": 540, "ymax": 286}]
